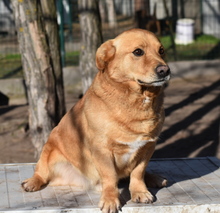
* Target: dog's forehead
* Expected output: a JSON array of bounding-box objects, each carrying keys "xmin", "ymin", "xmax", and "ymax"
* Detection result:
[{"xmin": 113, "ymin": 30, "xmax": 160, "ymax": 50}]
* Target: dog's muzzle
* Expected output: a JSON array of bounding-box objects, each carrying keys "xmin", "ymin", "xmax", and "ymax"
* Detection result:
[{"xmin": 155, "ymin": 65, "xmax": 170, "ymax": 79}]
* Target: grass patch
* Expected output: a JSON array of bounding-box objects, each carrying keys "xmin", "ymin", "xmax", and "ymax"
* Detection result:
[
  {"xmin": 3, "ymin": 53, "xmax": 21, "ymax": 60},
  {"xmin": 0, "ymin": 54, "xmax": 23, "ymax": 79},
  {"xmin": 0, "ymin": 34, "xmax": 219, "ymax": 78},
  {"xmin": 0, "ymin": 52, "xmax": 80, "ymax": 79},
  {"xmin": 195, "ymin": 34, "xmax": 220, "ymax": 44},
  {"xmin": 160, "ymin": 34, "xmax": 220, "ymax": 61},
  {"xmin": 65, "ymin": 51, "xmax": 79, "ymax": 66}
]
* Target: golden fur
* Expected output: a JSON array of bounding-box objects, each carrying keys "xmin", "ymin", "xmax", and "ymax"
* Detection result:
[{"xmin": 22, "ymin": 29, "xmax": 170, "ymax": 213}]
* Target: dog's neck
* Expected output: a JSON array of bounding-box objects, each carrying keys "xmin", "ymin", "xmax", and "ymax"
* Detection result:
[
  {"xmin": 90, "ymin": 71, "xmax": 164, "ymax": 119},
  {"xmin": 93, "ymin": 71, "xmax": 164, "ymax": 102},
  {"xmin": 141, "ymin": 85, "xmax": 164, "ymax": 97}
]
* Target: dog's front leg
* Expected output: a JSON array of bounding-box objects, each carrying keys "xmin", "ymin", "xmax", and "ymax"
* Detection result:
[
  {"xmin": 92, "ymin": 147, "xmax": 121, "ymax": 213},
  {"xmin": 129, "ymin": 142, "xmax": 156, "ymax": 204}
]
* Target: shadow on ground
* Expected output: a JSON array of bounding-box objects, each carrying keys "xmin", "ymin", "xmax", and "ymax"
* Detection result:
[{"xmin": 153, "ymin": 78, "xmax": 220, "ymax": 158}]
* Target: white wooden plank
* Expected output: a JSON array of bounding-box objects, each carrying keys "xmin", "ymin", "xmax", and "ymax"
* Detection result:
[
  {"xmin": 18, "ymin": 165, "xmax": 44, "ymax": 209},
  {"xmin": 87, "ymin": 190, "xmax": 100, "ymax": 206},
  {"xmin": 172, "ymin": 160, "xmax": 211, "ymax": 204},
  {"xmin": 188, "ymin": 159, "xmax": 220, "ymax": 190},
  {"xmin": 201, "ymin": 172, "xmax": 220, "ymax": 196},
  {"xmin": 71, "ymin": 187, "xmax": 93, "ymax": 207},
  {"xmin": 213, "ymin": 169, "xmax": 220, "ymax": 177},
  {"xmin": 0, "ymin": 166, "xmax": 9, "ymax": 209},
  {"xmin": 208, "ymin": 156, "xmax": 220, "ymax": 168},
  {"xmin": 5, "ymin": 165, "xmax": 25, "ymax": 209},
  {"xmin": 184, "ymin": 159, "xmax": 220, "ymax": 202},
  {"xmin": 53, "ymin": 185, "xmax": 78, "ymax": 208},
  {"xmin": 199, "ymin": 158, "xmax": 220, "ymax": 177},
  {"xmin": 151, "ymin": 160, "xmax": 196, "ymax": 204},
  {"xmin": 179, "ymin": 160, "xmax": 218, "ymax": 202},
  {"xmin": 18, "ymin": 164, "xmax": 35, "ymax": 180},
  {"xmin": 19, "ymin": 164, "xmax": 60, "ymax": 207},
  {"xmin": 203, "ymin": 158, "xmax": 220, "ymax": 178},
  {"xmin": 148, "ymin": 161, "xmax": 179, "ymax": 205},
  {"xmin": 1, "ymin": 158, "xmax": 220, "ymax": 212},
  {"xmin": 40, "ymin": 186, "xmax": 60, "ymax": 207}
]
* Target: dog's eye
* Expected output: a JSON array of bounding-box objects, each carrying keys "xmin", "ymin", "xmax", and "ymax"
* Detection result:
[
  {"xmin": 159, "ymin": 46, "xmax": 165, "ymax": 55},
  {"xmin": 133, "ymin": 48, "xmax": 144, "ymax": 56}
]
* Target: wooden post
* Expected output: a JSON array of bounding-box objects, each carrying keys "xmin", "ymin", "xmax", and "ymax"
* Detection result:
[
  {"xmin": 162, "ymin": 0, "xmax": 177, "ymax": 61},
  {"xmin": 106, "ymin": 0, "xmax": 117, "ymax": 28},
  {"xmin": 78, "ymin": 0, "xmax": 103, "ymax": 94},
  {"xmin": 12, "ymin": 0, "xmax": 66, "ymax": 158}
]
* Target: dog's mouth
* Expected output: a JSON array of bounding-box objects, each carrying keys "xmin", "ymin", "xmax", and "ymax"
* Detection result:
[
  {"xmin": 137, "ymin": 75, "xmax": 171, "ymax": 86},
  {"xmin": 137, "ymin": 79, "xmax": 166, "ymax": 86}
]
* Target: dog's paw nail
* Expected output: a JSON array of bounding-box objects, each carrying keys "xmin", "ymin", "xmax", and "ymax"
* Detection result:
[{"xmin": 21, "ymin": 181, "xmax": 26, "ymax": 187}]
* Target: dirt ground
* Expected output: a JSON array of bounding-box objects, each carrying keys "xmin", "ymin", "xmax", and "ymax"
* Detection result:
[{"xmin": 0, "ymin": 75, "xmax": 219, "ymax": 164}]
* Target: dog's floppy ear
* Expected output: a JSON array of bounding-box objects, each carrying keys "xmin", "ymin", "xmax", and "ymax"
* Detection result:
[{"xmin": 96, "ymin": 40, "xmax": 115, "ymax": 71}]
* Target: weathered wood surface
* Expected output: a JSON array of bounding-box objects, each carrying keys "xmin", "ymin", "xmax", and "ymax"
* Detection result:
[
  {"xmin": 0, "ymin": 157, "xmax": 220, "ymax": 212},
  {"xmin": 11, "ymin": 0, "xmax": 66, "ymax": 158},
  {"xmin": 78, "ymin": 0, "xmax": 103, "ymax": 94}
]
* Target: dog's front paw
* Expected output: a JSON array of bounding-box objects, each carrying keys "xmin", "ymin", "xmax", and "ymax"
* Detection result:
[
  {"xmin": 99, "ymin": 190, "xmax": 121, "ymax": 213},
  {"xmin": 21, "ymin": 177, "xmax": 45, "ymax": 192},
  {"xmin": 131, "ymin": 190, "xmax": 154, "ymax": 203}
]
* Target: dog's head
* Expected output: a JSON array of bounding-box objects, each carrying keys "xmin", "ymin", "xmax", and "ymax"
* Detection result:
[{"xmin": 96, "ymin": 29, "xmax": 170, "ymax": 87}]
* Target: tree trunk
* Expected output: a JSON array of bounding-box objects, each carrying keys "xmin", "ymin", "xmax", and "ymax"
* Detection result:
[
  {"xmin": 78, "ymin": 0, "xmax": 103, "ymax": 94},
  {"xmin": 106, "ymin": 0, "xmax": 117, "ymax": 28},
  {"xmin": 12, "ymin": 0, "xmax": 66, "ymax": 158},
  {"xmin": 99, "ymin": 0, "xmax": 107, "ymax": 23}
]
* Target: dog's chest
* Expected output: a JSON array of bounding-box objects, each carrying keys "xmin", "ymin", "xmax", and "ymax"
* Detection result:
[{"xmin": 115, "ymin": 138, "xmax": 155, "ymax": 165}]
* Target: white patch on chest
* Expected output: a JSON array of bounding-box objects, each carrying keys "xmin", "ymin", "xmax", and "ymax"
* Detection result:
[
  {"xmin": 116, "ymin": 138, "xmax": 156, "ymax": 164},
  {"xmin": 143, "ymin": 97, "xmax": 150, "ymax": 104}
]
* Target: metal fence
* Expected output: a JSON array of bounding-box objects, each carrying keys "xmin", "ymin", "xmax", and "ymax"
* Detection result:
[{"xmin": 0, "ymin": 0, "xmax": 220, "ymax": 79}]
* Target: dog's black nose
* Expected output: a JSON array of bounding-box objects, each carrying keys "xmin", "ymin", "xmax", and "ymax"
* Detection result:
[{"xmin": 155, "ymin": 65, "xmax": 170, "ymax": 78}]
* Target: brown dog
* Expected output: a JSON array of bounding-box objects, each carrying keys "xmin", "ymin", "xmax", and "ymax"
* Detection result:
[{"xmin": 22, "ymin": 29, "xmax": 170, "ymax": 213}]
